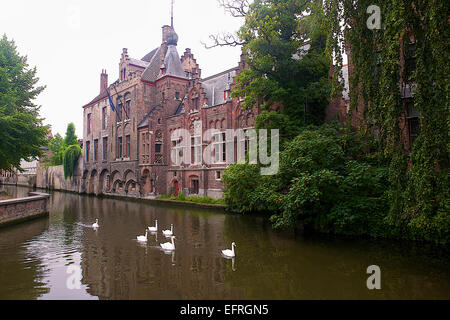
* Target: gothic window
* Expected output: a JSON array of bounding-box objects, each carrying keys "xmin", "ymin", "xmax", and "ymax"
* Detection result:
[
  {"xmin": 93, "ymin": 139, "xmax": 98, "ymax": 162},
  {"xmin": 155, "ymin": 143, "xmax": 162, "ymax": 154},
  {"xmin": 125, "ymin": 99, "xmax": 131, "ymax": 120},
  {"xmin": 406, "ymin": 100, "xmax": 420, "ymax": 147},
  {"xmin": 404, "ymin": 42, "xmax": 417, "ymax": 82},
  {"xmin": 191, "ymin": 135, "xmax": 202, "ymax": 164},
  {"xmin": 125, "ymin": 135, "xmax": 131, "ymax": 158},
  {"xmin": 87, "ymin": 113, "xmax": 92, "ymax": 135},
  {"xmin": 102, "ymin": 107, "xmax": 107, "ymax": 130},
  {"xmin": 117, "ymin": 101, "xmax": 123, "ymax": 122},
  {"xmin": 85, "ymin": 141, "xmax": 90, "ymax": 162},
  {"xmin": 102, "ymin": 137, "xmax": 108, "ymax": 161},
  {"xmin": 213, "ymin": 132, "xmax": 226, "ymax": 163},
  {"xmin": 171, "ymin": 137, "xmax": 183, "ymax": 165},
  {"xmin": 117, "ymin": 137, "xmax": 123, "ymax": 159}
]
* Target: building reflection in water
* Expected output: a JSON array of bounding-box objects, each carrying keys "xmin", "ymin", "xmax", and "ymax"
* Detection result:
[
  {"xmin": 75, "ymin": 194, "xmax": 242, "ymax": 299},
  {"xmin": 1, "ymin": 186, "xmax": 449, "ymax": 300},
  {"xmin": 0, "ymin": 213, "xmax": 50, "ymax": 299}
]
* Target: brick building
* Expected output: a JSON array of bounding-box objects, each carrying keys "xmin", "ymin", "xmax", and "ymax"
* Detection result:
[
  {"xmin": 326, "ymin": 34, "xmax": 420, "ymax": 152},
  {"xmin": 82, "ymin": 24, "xmax": 257, "ymax": 199}
]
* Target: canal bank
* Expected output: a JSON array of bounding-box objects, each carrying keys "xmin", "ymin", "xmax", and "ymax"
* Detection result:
[{"xmin": 0, "ymin": 191, "xmax": 50, "ymax": 228}]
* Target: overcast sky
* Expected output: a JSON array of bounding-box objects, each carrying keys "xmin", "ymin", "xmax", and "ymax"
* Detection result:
[{"xmin": 0, "ymin": 0, "xmax": 245, "ymax": 137}]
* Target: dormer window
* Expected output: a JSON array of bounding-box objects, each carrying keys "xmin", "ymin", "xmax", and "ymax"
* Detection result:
[{"xmin": 161, "ymin": 64, "xmax": 166, "ymax": 76}]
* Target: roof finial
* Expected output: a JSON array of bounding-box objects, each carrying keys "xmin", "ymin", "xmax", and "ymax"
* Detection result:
[{"xmin": 171, "ymin": 0, "xmax": 174, "ymax": 28}]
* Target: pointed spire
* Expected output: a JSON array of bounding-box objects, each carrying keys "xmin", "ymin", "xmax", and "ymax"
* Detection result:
[{"xmin": 171, "ymin": 0, "xmax": 174, "ymax": 28}]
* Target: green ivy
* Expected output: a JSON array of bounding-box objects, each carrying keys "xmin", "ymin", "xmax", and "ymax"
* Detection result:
[{"xmin": 324, "ymin": 0, "xmax": 449, "ymax": 244}]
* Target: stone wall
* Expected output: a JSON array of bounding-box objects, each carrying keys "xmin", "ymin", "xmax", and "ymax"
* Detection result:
[
  {"xmin": 0, "ymin": 192, "xmax": 50, "ymax": 227},
  {"xmin": 36, "ymin": 159, "xmax": 82, "ymax": 193}
]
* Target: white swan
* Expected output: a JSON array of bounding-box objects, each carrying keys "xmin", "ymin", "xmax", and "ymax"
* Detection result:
[
  {"xmin": 137, "ymin": 230, "xmax": 148, "ymax": 242},
  {"xmin": 148, "ymin": 220, "xmax": 158, "ymax": 232},
  {"xmin": 222, "ymin": 242, "xmax": 236, "ymax": 258},
  {"xmin": 160, "ymin": 236, "xmax": 176, "ymax": 251},
  {"xmin": 92, "ymin": 219, "xmax": 99, "ymax": 228},
  {"xmin": 162, "ymin": 224, "xmax": 174, "ymax": 237}
]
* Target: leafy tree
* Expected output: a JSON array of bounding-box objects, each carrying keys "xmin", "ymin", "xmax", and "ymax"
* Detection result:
[
  {"xmin": 47, "ymin": 133, "xmax": 65, "ymax": 165},
  {"xmin": 64, "ymin": 122, "xmax": 78, "ymax": 147},
  {"xmin": 214, "ymin": 0, "xmax": 331, "ymax": 137},
  {"xmin": 0, "ymin": 34, "xmax": 48, "ymax": 172},
  {"xmin": 224, "ymin": 124, "xmax": 391, "ymax": 238}
]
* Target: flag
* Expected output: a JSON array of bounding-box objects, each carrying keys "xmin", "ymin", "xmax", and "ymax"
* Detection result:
[{"xmin": 106, "ymin": 88, "xmax": 115, "ymax": 112}]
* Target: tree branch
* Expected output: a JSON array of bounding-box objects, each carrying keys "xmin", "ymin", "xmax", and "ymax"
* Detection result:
[
  {"xmin": 218, "ymin": 0, "xmax": 250, "ymax": 17},
  {"xmin": 201, "ymin": 33, "xmax": 247, "ymax": 49}
]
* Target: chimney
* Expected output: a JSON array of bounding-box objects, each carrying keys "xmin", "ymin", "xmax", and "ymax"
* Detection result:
[{"xmin": 100, "ymin": 69, "xmax": 108, "ymax": 93}]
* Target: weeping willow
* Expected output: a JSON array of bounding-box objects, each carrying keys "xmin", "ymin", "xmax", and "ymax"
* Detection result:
[
  {"xmin": 63, "ymin": 145, "xmax": 81, "ymax": 179},
  {"xmin": 324, "ymin": 0, "xmax": 449, "ymax": 243}
]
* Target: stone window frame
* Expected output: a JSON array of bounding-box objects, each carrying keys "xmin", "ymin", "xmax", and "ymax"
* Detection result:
[
  {"xmin": 93, "ymin": 139, "xmax": 98, "ymax": 163},
  {"xmin": 102, "ymin": 137, "xmax": 108, "ymax": 161},
  {"xmin": 213, "ymin": 132, "xmax": 227, "ymax": 164}
]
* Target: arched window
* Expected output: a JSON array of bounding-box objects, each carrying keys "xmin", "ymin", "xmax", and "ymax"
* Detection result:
[{"xmin": 124, "ymin": 93, "xmax": 131, "ymax": 120}]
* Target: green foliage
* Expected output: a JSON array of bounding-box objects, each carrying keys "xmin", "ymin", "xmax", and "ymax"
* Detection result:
[
  {"xmin": 158, "ymin": 193, "xmax": 226, "ymax": 205},
  {"xmin": 224, "ymin": 124, "xmax": 390, "ymax": 236},
  {"xmin": 63, "ymin": 144, "xmax": 81, "ymax": 179},
  {"xmin": 0, "ymin": 34, "xmax": 48, "ymax": 172},
  {"xmin": 64, "ymin": 123, "xmax": 78, "ymax": 147},
  {"xmin": 47, "ymin": 133, "xmax": 64, "ymax": 165},
  {"xmin": 324, "ymin": 0, "xmax": 449, "ymax": 244},
  {"xmin": 46, "ymin": 123, "xmax": 79, "ymax": 167},
  {"xmin": 231, "ymin": 0, "xmax": 331, "ymax": 137},
  {"xmin": 222, "ymin": 163, "xmax": 263, "ymax": 213}
]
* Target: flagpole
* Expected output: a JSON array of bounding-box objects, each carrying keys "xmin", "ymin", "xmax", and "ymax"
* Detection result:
[{"xmin": 113, "ymin": 85, "xmax": 129, "ymax": 120}]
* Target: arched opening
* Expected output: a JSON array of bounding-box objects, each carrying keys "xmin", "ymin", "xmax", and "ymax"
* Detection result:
[
  {"xmin": 88, "ymin": 170, "xmax": 98, "ymax": 194},
  {"xmin": 99, "ymin": 169, "xmax": 110, "ymax": 195}
]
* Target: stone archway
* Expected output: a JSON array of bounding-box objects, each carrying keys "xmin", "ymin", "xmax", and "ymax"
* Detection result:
[
  {"xmin": 88, "ymin": 170, "xmax": 98, "ymax": 195},
  {"xmin": 99, "ymin": 169, "xmax": 110, "ymax": 195},
  {"xmin": 81, "ymin": 170, "xmax": 89, "ymax": 193}
]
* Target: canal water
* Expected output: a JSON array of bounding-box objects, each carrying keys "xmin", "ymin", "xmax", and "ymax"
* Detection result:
[{"xmin": 0, "ymin": 185, "xmax": 449, "ymax": 300}]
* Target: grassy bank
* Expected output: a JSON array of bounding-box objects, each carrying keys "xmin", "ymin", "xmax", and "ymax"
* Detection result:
[{"xmin": 158, "ymin": 193, "xmax": 226, "ymax": 206}]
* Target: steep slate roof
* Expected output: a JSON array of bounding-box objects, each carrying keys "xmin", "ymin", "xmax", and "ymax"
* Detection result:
[
  {"xmin": 129, "ymin": 58, "xmax": 150, "ymax": 68},
  {"xmin": 201, "ymin": 68, "xmax": 237, "ymax": 107},
  {"xmin": 83, "ymin": 91, "xmax": 108, "ymax": 108},
  {"xmin": 141, "ymin": 48, "xmax": 159, "ymax": 62},
  {"xmin": 157, "ymin": 45, "xmax": 187, "ymax": 80},
  {"xmin": 141, "ymin": 46, "xmax": 163, "ymax": 83}
]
